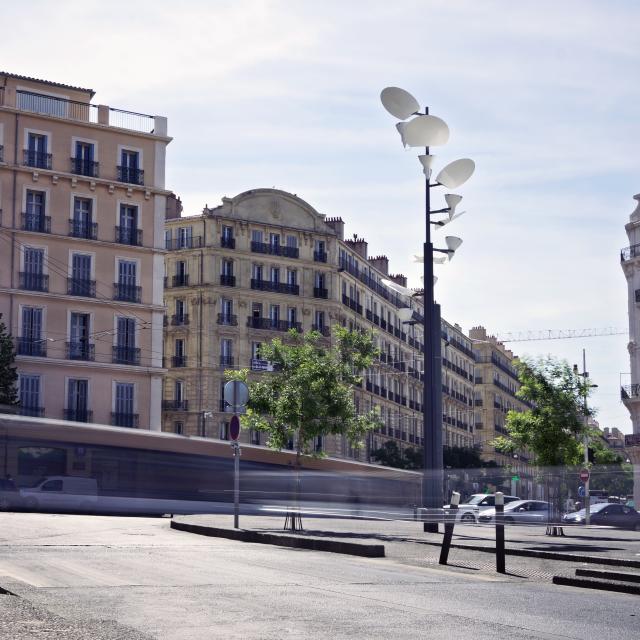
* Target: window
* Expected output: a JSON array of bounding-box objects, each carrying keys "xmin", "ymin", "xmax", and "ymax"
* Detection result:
[
  {"xmin": 286, "ymin": 235, "xmax": 297, "ymax": 249},
  {"xmin": 175, "ymin": 338, "xmax": 185, "ymax": 357},
  {"xmin": 66, "ymin": 379, "xmax": 89, "ymax": 422},
  {"xmin": 73, "ymin": 142, "xmax": 97, "ymax": 177},
  {"xmin": 221, "ymin": 339, "xmax": 233, "ymax": 366},
  {"xmin": 19, "ymin": 307, "xmax": 44, "ymax": 356},
  {"xmin": 115, "ymin": 317, "xmax": 137, "ymax": 364},
  {"xmin": 116, "ymin": 260, "xmax": 138, "ymax": 302},
  {"xmin": 174, "ymin": 422, "xmax": 184, "ymax": 435},
  {"xmin": 250, "ymin": 430, "xmax": 261, "ymax": 445},
  {"xmin": 222, "ymin": 225, "xmax": 234, "ymax": 241},
  {"xmin": 315, "ymin": 272, "xmax": 325, "ymax": 288},
  {"xmin": 287, "ymin": 307, "xmax": 297, "ymax": 326},
  {"xmin": 165, "ymin": 229, "xmax": 172, "ymax": 249},
  {"xmin": 252, "ymin": 303, "xmax": 263, "ymax": 319},
  {"xmin": 69, "ymin": 313, "xmax": 91, "ymax": 360},
  {"xmin": 177, "ymin": 226, "xmax": 192, "ymax": 249},
  {"xmin": 117, "ymin": 205, "xmax": 140, "ymax": 245},
  {"xmin": 286, "ymin": 269, "xmax": 297, "ymax": 286},
  {"xmin": 219, "ymin": 422, "xmax": 230, "ymax": 440},
  {"xmin": 19, "ymin": 374, "xmax": 42, "ymax": 415},
  {"xmin": 314, "ymin": 310, "xmax": 325, "ymax": 329},
  {"xmin": 24, "ymin": 190, "xmax": 48, "ymax": 232},
  {"xmin": 70, "ymin": 253, "xmax": 93, "ymax": 297},
  {"xmin": 114, "ymin": 382, "xmax": 135, "ymax": 426},
  {"xmin": 252, "ymin": 264, "xmax": 263, "ymax": 281},
  {"xmin": 221, "ymin": 259, "xmax": 234, "ymax": 278},
  {"xmin": 269, "ymin": 233, "xmax": 280, "ymax": 249},
  {"xmin": 251, "ymin": 342, "xmax": 262, "ymax": 359},
  {"xmin": 71, "ymin": 197, "xmax": 94, "ymax": 239},
  {"xmin": 270, "ymin": 267, "xmax": 280, "ymax": 283},
  {"xmin": 119, "ymin": 149, "xmax": 142, "ymax": 184},
  {"xmin": 26, "ymin": 133, "xmax": 50, "ymax": 169},
  {"xmin": 269, "ymin": 305, "xmax": 280, "ymax": 325},
  {"xmin": 175, "ymin": 299, "xmax": 186, "ymax": 320},
  {"xmin": 251, "ymin": 230, "xmax": 263, "ymax": 243},
  {"xmin": 22, "ymin": 247, "xmax": 46, "ymax": 291}
]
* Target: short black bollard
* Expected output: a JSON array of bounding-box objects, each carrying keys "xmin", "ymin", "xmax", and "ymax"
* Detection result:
[
  {"xmin": 495, "ymin": 491, "xmax": 505, "ymax": 574},
  {"xmin": 439, "ymin": 491, "xmax": 460, "ymax": 565}
]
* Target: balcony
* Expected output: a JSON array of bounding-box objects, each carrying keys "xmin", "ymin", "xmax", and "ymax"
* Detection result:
[
  {"xmin": 250, "ymin": 241, "xmax": 298, "ymax": 258},
  {"xmin": 220, "ymin": 274, "xmax": 236, "ymax": 287},
  {"xmin": 171, "ymin": 314, "xmax": 190, "ymax": 326},
  {"xmin": 16, "ymin": 337, "xmax": 47, "ymax": 357},
  {"xmin": 341, "ymin": 294, "xmax": 363, "ymax": 315},
  {"xmin": 162, "ymin": 400, "xmax": 188, "ymax": 411},
  {"xmin": 621, "ymin": 384, "xmax": 640, "ymax": 400},
  {"xmin": 217, "ymin": 313, "xmax": 237, "ymax": 326},
  {"xmin": 313, "ymin": 287, "xmax": 328, "ymax": 299},
  {"xmin": 64, "ymin": 408, "xmax": 93, "ymax": 423},
  {"xmin": 221, "ymin": 236, "xmax": 235, "ymax": 249},
  {"xmin": 112, "ymin": 345, "xmax": 141, "ymax": 365},
  {"xmin": 66, "ymin": 341, "xmax": 95, "ymax": 361},
  {"xmin": 111, "ymin": 412, "xmax": 139, "ymax": 428},
  {"xmin": 251, "ymin": 279, "xmax": 299, "ymax": 295},
  {"xmin": 314, "ymin": 250, "xmax": 328, "ymax": 263},
  {"xmin": 113, "ymin": 283, "xmax": 142, "ymax": 303},
  {"xmin": 117, "ymin": 165, "xmax": 144, "ymax": 185},
  {"xmin": 625, "ymin": 433, "xmax": 640, "ymax": 446},
  {"xmin": 19, "ymin": 272, "xmax": 48, "ymax": 292},
  {"xmin": 115, "ymin": 226, "xmax": 142, "ymax": 246},
  {"xmin": 621, "ymin": 243, "xmax": 640, "ymax": 262},
  {"xmin": 165, "ymin": 236, "xmax": 203, "ymax": 250},
  {"xmin": 70, "ymin": 157, "xmax": 99, "ymax": 178},
  {"xmin": 21, "ymin": 212, "xmax": 51, "ymax": 233},
  {"xmin": 23, "ymin": 149, "xmax": 52, "ymax": 170},
  {"xmin": 246, "ymin": 317, "xmax": 302, "ymax": 332},
  {"xmin": 67, "ymin": 277, "xmax": 96, "ymax": 297},
  {"xmin": 69, "ymin": 219, "xmax": 98, "ymax": 240},
  {"xmin": 172, "ymin": 274, "xmax": 189, "ymax": 287},
  {"xmin": 220, "ymin": 355, "xmax": 235, "ymax": 367},
  {"xmin": 311, "ymin": 324, "xmax": 331, "ymax": 337},
  {"xmin": 20, "ymin": 406, "xmax": 45, "ymax": 417}
]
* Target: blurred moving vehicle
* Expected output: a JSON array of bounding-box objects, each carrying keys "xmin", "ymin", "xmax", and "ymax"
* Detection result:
[
  {"xmin": 0, "ymin": 477, "xmax": 22, "ymax": 511},
  {"xmin": 20, "ymin": 476, "xmax": 98, "ymax": 511},
  {"xmin": 562, "ymin": 502, "xmax": 640, "ymax": 530},
  {"xmin": 445, "ymin": 493, "xmax": 520, "ymax": 523},
  {"xmin": 478, "ymin": 499, "xmax": 550, "ymax": 524}
]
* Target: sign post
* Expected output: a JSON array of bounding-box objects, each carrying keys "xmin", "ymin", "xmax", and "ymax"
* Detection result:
[
  {"xmin": 580, "ymin": 468, "xmax": 590, "ymax": 526},
  {"xmin": 223, "ymin": 381, "xmax": 249, "ymax": 530}
]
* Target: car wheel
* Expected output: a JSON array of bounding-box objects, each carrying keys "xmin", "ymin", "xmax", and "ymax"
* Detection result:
[{"xmin": 461, "ymin": 514, "xmax": 475, "ymax": 523}]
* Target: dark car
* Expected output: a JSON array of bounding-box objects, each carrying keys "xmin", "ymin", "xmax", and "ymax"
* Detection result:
[
  {"xmin": 0, "ymin": 478, "xmax": 22, "ymax": 511},
  {"xmin": 563, "ymin": 502, "xmax": 640, "ymax": 530}
]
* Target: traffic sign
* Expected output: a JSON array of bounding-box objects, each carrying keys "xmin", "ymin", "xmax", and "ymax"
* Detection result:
[
  {"xmin": 579, "ymin": 468, "xmax": 590, "ymax": 483},
  {"xmin": 578, "ymin": 485, "xmax": 585, "ymax": 498},
  {"xmin": 224, "ymin": 380, "xmax": 249, "ymax": 412},
  {"xmin": 229, "ymin": 415, "xmax": 241, "ymax": 441}
]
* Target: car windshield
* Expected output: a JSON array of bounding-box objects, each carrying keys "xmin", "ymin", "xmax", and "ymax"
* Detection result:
[
  {"xmin": 572, "ymin": 503, "xmax": 609, "ymax": 516},
  {"xmin": 462, "ymin": 495, "xmax": 488, "ymax": 505}
]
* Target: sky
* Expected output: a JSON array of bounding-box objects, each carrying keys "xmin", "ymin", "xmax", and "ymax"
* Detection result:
[{"xmin": 2, "ymin": 0, "xmax": 639, "ymax": 432}]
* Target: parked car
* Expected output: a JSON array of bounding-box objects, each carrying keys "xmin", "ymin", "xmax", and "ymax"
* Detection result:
[
  {"xmin": 0, "ymin": 478, "xmax": 22, "ymax": 511},
  {"xmin": 478, "ymin": 499, "xmax": 550, "ymax": 524},
  {"xmin": 20, "ymin": 476, "xmax": 98, "ymax": 512},
  {"xmin": 445, "ymin": 494, "xmax": 520, "ymax": 523},
  {"xmin": 563, "ymin": 502, "xmax": 640, "ymax": 530}
]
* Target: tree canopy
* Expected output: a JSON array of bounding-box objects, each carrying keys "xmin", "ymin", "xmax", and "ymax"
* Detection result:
[
  {"xmin": 0, "ymin": 314, "xmax": 18, "ymax": 406},
  {"xmin": 225, "ymin": 327, "xmax": 381, "ymax": 463},
  {"xmin": 494, "ymin": 356, "xmax": 592, "ymax": 466}
]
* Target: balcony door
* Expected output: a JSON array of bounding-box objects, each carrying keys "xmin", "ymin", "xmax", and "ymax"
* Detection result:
[
  {"xmin": 67, "ymin": 379, "xmax": 89, "ymax": 420},
  {"xmin": 70, "ymin": 313, "xmax": 90, "ymax": 356}
]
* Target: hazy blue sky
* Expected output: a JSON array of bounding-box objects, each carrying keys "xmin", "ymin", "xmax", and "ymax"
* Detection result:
[{"xmin": 3, "ymin": 0, "xmax": 639, "ymax": 432}]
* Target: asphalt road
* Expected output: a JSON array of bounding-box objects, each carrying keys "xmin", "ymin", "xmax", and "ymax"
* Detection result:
[{"xmin": 0, "ymin": 512, "xmax": 638, "ymax": 639}]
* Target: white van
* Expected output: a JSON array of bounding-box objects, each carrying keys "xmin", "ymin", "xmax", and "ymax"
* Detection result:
[
  {"xmin": 21, "ymin": 476, "xmax": 98, "ymax": 511},
  {"xmin": 444, "ymin": 493, "xmax": 520, "ymax": 523}
]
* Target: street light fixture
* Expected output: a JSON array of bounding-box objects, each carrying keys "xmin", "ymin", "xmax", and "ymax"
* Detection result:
[{"xmin": 381, "ymin": 86, "xmax": 475, "ymax": 529}]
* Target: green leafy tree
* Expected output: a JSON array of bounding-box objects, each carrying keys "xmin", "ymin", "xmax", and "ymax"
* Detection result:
[
  {"xmin": 371, "ymin": 440, "xmax": 406, "ymax": 468},
  {"xmin": 225, "ymin": 326, "xmax": 381, "ymax": 466},
  {"xmin": 494, "ymin": 356, "xmax": 591, "ymax": 466},
  {"xmin": 0, "ymin": 314, "xmax": 18, "ymax": 406}
]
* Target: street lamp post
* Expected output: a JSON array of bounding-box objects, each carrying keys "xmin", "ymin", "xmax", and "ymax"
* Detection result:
[{"xmin": 380, "ymin": 88, "xmax": 474, "ymax": 530}]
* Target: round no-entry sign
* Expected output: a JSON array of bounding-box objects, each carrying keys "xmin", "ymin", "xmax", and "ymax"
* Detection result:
[
  {"xmin": 229, "ymin": 415, "xmax": 241, "ymax": 441},
  {"xmin": 579, "ymin": 468, "xmax": 590, "ymax": 483}
]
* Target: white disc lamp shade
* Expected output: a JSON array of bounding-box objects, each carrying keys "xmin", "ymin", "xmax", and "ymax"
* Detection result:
[
  {"xmin": 435, "ymin": 158, "xmax": 475, "ymax": 188},
  {"xmin": 380, "ymin": 87, "xmax": 420, "ymax": 120},
  {"xmin": 381, "ymin": 278, "xmax": 412, "ymax": 297},
  {"xmin": 444, "ymin": 193, "xmax": 463, "ymax": 213},
  {"xmin": 433, "ymin": 255, "xmax": 447, "ymax": 264},
  {"xmin": 445, "ymin": 236, "xmax": 463, "ymax": 252},
  {"xmin": 397, "ymin": 307, "xmax": 415, "ymax": 323},
  {"xmin": 403, "ymin": 115, "xmax": 450, "ymax": 147},
  {"xmin": 396, "ymin": 122, "xmax": 409, "ymax": 148},
  {"xmin": 419, "ymin": 154, "xmax": 436, "ymax": 178},
  {"xmin": 412, "ymin": 254, "xmax": 424, "ymax": 263}
]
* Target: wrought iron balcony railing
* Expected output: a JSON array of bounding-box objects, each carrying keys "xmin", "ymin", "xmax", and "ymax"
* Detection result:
[
  {"xmin": 69, "ymin": 219, "xmax": 98, "ymax": 240},
  {"xmin": 246, "ymin": 317, "xmax": 302, "ymax": 332},
  {"xmin": 172, "ymin": 355, "xmax": 187, "ymax": 368},
  {"xmin": 162, "ymin": 400, "xmax": 188, "ymax": 411},
  {"xmin": 221, "ymin": 236, "xmax": 235, "ymax": 249},
  {"xmin": 219, "ymin": 274, "xmax": 236, "ymax": 287},
  {"xmin": 70, "ymin": 157, "xmax": 99, "ymax": 177},
  {"xmin": 66, "ymin": 341, "xmax": 95, "ymax": 361},
  {"xmin": 217, "ymin": 313, "xmax": 237, "ymax": 326},
  {"xmin": 20, "ymin": 406, "xmax": 45, "ymax": 417},
  {"xmin": 22, "ymin": 212, "xmax": 51, "ymax": 233},
  {"xmin": 172, "ymin": 274, "xmax": 189, "ymax": 287},
  {"xmin": 117, "ymin": 165, "xmax": 144, "ymax": 185},
  {"xmin": 23, "ymin": 149, "xmax": 52, "ymax": 169},
  {"xmin": 220, "ymin": 355, "xmax": 235, "ymax": 367},
  {"xmin": 250, "ymin": 279, "xmax": 299, "ymax": 295},
  {"xmin": 621, "ymin": 384, "xmax": 640, "ymax": 400},
  {"xmin": 113, "ymin": 283, "xmax": 142, "ymax": 303},
  {"xmin": 112, "ymin": 345, "xmax": 141, "ymax": 365},
  {"xmin": 67, "ymin": 277, "xmax": 96, "ymax": 297},
  {"xmin": 171, "ymin": 314, "xmax": 190, "ymax": 326},
  {"xmin": 313, "ymin": 287, "xmax": 328, "ymax": 299},
  {"xmin": 16, "ymin": 337, "xmax": 47, "ymax": 357},
  {"xmin": 111, "ymin": 412, "xmax": 139, "ymax": 428},
  {"xmin": 311, "ymin": 324, "xmax": 331, "ymax": 337},
  {"xmin": 64, "ymin": 408, "xmax": 93, "ymax": 423},
  {"xmin": 19, "ymin": 272, "xmax": 48, "ymax": 292},
  {"xmin": 314, "ymin": 250, "xmax": 328, "ymax": 262},
  {"xmin": 115, "ymin": 226, "xmax": 142, "ymax": 246},
  {"xmin": 621, "ymin": 243, "xmax": 640, "ymax": 262},
  {"xmin": 165, "ymin": 236, "xmax": 203, "ymax": 250}
]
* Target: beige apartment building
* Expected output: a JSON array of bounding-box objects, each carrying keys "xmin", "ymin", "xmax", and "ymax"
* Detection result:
[
  {"xmin": 469, "ymin": 326, "xmax": 531, "ymax": 475},
  {"xmin": 162, "ymin": 187, "xmax": 478, "ymax": 462},
  {"xmin": 0, "ymin": 72, "xmax": 171, "ymax": 429}
]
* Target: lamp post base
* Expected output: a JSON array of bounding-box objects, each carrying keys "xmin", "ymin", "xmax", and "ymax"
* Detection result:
[{"xmin": 424, "ymin": 522, "xmax": 439, "ymax": 533}]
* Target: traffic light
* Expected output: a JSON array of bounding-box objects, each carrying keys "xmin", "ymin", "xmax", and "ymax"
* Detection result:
[{"xmin": 587, "ymin": 447, "xmax": 595, "ymax": 463}]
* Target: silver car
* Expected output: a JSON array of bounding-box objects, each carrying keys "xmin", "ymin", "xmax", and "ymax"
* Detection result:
[{"xmin": 478, "ymin": 499, "xmax": 550, "ymax": 524}]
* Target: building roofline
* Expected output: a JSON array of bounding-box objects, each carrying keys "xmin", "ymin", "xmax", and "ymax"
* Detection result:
[{"xmin": 1, "ymin": 71, "xmax": 95, "ymax": 97}]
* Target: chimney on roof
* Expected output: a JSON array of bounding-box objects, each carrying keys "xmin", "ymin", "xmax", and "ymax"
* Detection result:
[
  {"xmin": 344, "ymin": 233, "xmax": 368, "ymax": 259},
  {"xmin": 165, "ymin": 193, "xmax": 183, "ymax": 219},
  {"xmin": 388, "ymin": 273, "xmax": 407, "ymax": 287},
  {"xmin": 324, "ymin": 217, "xmax": 344, "ymax": 240},
  {"xmin": 368, "ymin": 255, "xmax": 389, "ymax": 275}
]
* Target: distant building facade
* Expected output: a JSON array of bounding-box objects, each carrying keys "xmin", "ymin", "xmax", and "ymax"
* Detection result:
[{"xmin": 0, "ymin": 72, "xmax": 171, "ymax": 429}]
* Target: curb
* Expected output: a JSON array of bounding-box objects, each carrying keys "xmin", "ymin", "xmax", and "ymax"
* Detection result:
[
  {"xmin": 552, "ymin": 575, "xmax": 640, "ymax": 596},
  {"xmin": 421, "ymin": 540, "xmax": 640, "ymax": 568},
  {"xmin": 170, "ymin": 521, "xmax": 385, "ymax": 558},
  {"xmin": 575, "ymin": 568, "xmax": 640, "ymax": 583}
]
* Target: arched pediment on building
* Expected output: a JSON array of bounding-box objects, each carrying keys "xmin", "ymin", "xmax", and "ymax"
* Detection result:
[{"xmin": 219, "ymin": 188, "xmax": 335, "ymax": 234}]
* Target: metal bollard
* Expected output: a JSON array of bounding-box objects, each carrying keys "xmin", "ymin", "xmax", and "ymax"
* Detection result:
[
  {"xmin": 439, "ymin": 491, "xmax": 460, "ymax": 565},
  {"xmin": 495, "ymin": 491, "xmax": 505, "ymax": 574}
]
